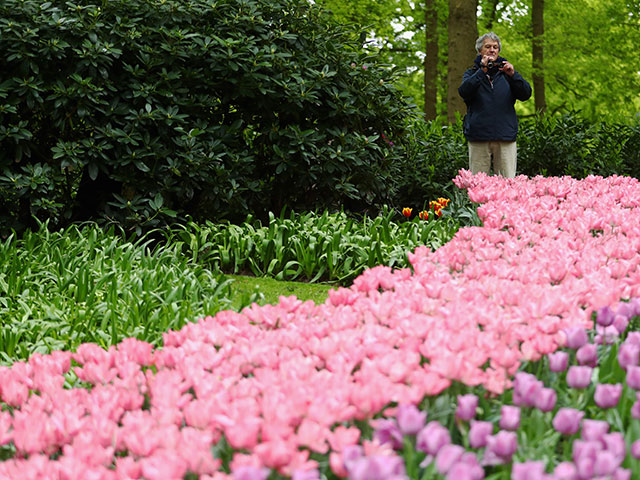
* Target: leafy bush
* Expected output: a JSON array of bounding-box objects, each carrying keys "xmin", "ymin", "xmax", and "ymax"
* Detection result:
[
  {"xmin": 0, "ymin": 0, "xmax": 418, "ymax": 234},
  {"xmin": 517, "ymin": 113, "xmax": 634, "ymax": 178},
  {"xmin": 393, "ymin": 117, "xmax": 468, "ymax": 207}
]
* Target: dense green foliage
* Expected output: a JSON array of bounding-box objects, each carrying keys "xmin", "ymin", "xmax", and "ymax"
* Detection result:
[
  {"xmin": 0, "ymin": 0, "xmax": 417, "ymax": 234},
  {"xmin": 0, "ymin": 223, "xmax": 234, "ymax": 363},
  {"xmin": 0, "ymin": 207, "xmax": 469, "ymax": 363},
  {"xmin": 166, "ymin": 204, "xmax": 467, "ymax": 283}
]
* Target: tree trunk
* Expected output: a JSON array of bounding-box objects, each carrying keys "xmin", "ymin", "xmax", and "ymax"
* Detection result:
[
  {"xmin": 447, "ymin": 0, "xmax": 478, "ymax": 123},
  {"xmin": 424, "ymin": 0, "xmax": 439, "ymax": 120},
  {"xmin": 532, "ymin": 0, "xmax": 547, "ymax": 113}
]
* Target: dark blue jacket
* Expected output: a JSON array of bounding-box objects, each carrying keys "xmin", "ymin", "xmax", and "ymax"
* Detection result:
[{"xmin": 458, "ymin": 55, "xmax": 532, "ymax": 142}]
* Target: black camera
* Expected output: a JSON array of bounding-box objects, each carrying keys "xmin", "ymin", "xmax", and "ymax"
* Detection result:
[{"xmin": 486, "ymin": 60, "xmax": 505, "ymax": 70}]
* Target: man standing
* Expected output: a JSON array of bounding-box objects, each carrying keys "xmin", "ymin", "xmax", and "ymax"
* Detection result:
[{"xmin": 458, "ymin": 32, "xmax": 532, "ymax": 178}]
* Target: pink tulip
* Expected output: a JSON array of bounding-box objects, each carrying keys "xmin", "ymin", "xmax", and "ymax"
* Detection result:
[
  {"xmin": 594, "ymin": 383, "xmax": 623, "ymax": 409},
  {"xmin": 626, "ymin": 365, "xmax": 640, "ymax": 390},
  {"xmin": 553, "ymin": 408, "xmax": 584, "ymax": 435}
]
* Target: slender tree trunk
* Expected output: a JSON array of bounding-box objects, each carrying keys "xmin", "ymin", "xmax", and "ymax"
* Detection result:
[
  {"xmin": 532, "ymin": 0, "xmax": 547, "ymax": 113},
  {"xmin": 447, "ymin": 0, "xmax": 478, "ymax": 123},
  {"xmin": 424, "ymin": 0, "xmax": 439, "ymax": 120}
]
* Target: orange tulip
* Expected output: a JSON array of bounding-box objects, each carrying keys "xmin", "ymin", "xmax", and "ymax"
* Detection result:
[
  {"xmin": 402, "ymin": 207, "xmax": 412, "ymax": 218},
  {"xmin": 418, "ymin": 210, "xmax": 429, "ymax": 220}
]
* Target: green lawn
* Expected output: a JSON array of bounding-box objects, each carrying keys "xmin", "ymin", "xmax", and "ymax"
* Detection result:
[{"xmin": 226, "ymin": 274, "xmax": 335, "ymax": 310}]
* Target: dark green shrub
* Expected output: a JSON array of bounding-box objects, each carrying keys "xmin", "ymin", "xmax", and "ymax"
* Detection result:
[
  {"xmin": 517, "ymin": 113, "xmax": 629, "ymax": 178},
  {"xmin": 0, "ymin": 0, "xmax": 418, "ymax": 234},
  {"xmin": 393, "ymin": 117, "xmax": 467, "ymax": 208}
]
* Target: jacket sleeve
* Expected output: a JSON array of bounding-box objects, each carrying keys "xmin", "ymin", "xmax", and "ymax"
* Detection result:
[
  {"xmin": 458, "ymin": 68, "xmax": 485, "ymax": 102},
  {"xmin": 506, "ymin": 71, "xmax": 532, "ymax": 101}
]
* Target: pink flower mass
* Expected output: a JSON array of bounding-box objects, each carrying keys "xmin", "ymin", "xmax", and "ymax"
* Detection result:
[{"xmin": 3, "ymin": 170, "xmax": 640, "ymax": 477}]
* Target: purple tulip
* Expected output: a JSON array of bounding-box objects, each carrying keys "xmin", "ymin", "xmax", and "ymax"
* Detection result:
[
  {"xmin": 593, "ymin": 450, "xmax": 618, "ymax": 477},
  {"xmin": 485, "ymin": 430, "xmax": 517, "ymax": 463},
  {"xmin": 499, "ymin": 405, "xmax": 521, "ymax": 431},
  {"xmin": 395, "ymin": 403, "xmax": 427, "ymax": 436},
  {"xmin": 627, "ymin": 332, "xmax": 640, "ymax": 346},
  {"xmin": 564, "ymin": 327, "xmax": 588, "ymax": 349},
  {"xmin": 602, "ymin": 432, "xmax": 626, "ymax": 463},
  {"xmin": 435, "ymin": 444, "xmax": 465, "ymax": 475},
  {"xmin": 572, "ymin": 439, "xmax": 600, "ymax": 464},
  {"xmin": 512, "ymin": 461, "xmax": 546, "ymax": 480},
  {"xmin": 595, "ymin": 325, "xmax": 619, "ymax": 345},
  {"xmin": 594, "ymin": 383, "xmax": 623, "ymax": 409},
  {"xmin": 416, "ymin": 421, "xmax": 451, "ymax": 456},
  {"xmin": 632, "ymin": 393, "xmax": 640, "ymax": 419},
  {"xmin": 631, "ymin": 440, "xmax": 640, "ymax": 459},
  {"xmin": 535, "ymin": 387, "xmax": 557, "ymax": 413},
  {"xmin": 580, "ymin": 419, "xmax": 609, "ymax": 442},
  {"xmin": 548, "ymin": 351, "xmax": 569, "ymax": 372},
  {"xmin": 576, "ymin": 343, "xmax": 598, "ymax": 367},
  {"xmin": 613, "ymin": 468, "xmax": 632, "ymax": 480},
  {"xmin": 455, "ymin": 394, "xmax": 478, "ymax": 421},
  {"xmin": 613, "ymin": 314, "xmax": 630, "ymax": 334},
  {"xmin": 291, "ymin": 470, "xmax": 320, "ymax": 480},
  {"xmin": 468, "ymin": 420, "xmax": 493, "ymax": 449},
  {"xmin": 342, "ymin": 445, "xmax": 364, "ymax": 473},
  {"xmin": 445, "ymin": 459, "xmax": 484, "ymax": 480},
  {"xmin": 553, "ymin": 461, "xmax": 577, "ymax": 480},
  {"xmin": 566, "ymin": 366, "xmax": 592, "ymax": 389},
  {"xmin": 575, "ymin": 455, "xmax": 595, "ymax": 479},
  {"xmin": 626, "ymin": 365, "xmax": 640, "ymax": 390},
  {"xmin": 553, "ymin": 408, "xmax": 584, "ymax": 435},
  {"xmin": 233, "ymin": 466, "xmax": 271, "ymax": 480},
  {"xmin": 372, "ymin": 419, "xmax": 403, "ymax": 450},
  {"xmin": 348, "ymin": 455, "xmax": 406, "ymax": 480},
  {"xmin": 596, "ymin": 305, "xmax": 615, "ymax": 327},
  {"xmin": 512, "ymin": 372, "xmax": 543, "ymax": 407},
  {"xmin": 617, "ymin": 342, "xmax": 639, "ymax": 370}
]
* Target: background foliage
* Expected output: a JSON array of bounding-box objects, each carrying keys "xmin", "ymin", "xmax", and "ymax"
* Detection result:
[
  {"xmin": 318, "ymin": 0, "xmax": 640, "ymax": 123},
  {"xmin": 0, "ymin": 0, "xmax": 418, "ymax": 234}
]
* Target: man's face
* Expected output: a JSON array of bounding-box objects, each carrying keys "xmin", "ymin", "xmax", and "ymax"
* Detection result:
[{"xmin": 480, "ymin": 40, "xmax": 500, "ymax": 61}]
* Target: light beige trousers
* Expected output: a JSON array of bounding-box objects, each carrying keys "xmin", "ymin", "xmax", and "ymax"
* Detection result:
[{"xmin": 468, "ymin": 141, "xmax": 517, "ymax": 178}]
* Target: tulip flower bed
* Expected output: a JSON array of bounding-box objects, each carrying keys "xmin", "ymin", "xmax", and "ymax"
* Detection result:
[{"xmin": 2, "ymin": 170, "xmax": 640, "ymax": 479}]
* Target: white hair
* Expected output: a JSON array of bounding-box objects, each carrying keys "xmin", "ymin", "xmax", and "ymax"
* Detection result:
[{"xmin": 475, "ymin": 32, "xmax": 501, "ymax": 53}]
